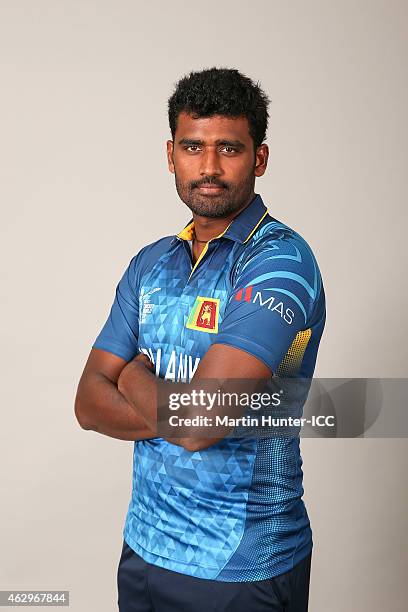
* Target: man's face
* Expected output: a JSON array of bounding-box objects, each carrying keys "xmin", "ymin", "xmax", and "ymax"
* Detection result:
[{"xmin": 167, "ymin": 112, "xmax": 268, "ymax": 218}]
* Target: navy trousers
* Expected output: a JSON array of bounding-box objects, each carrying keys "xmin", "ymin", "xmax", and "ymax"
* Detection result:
[{"xmin": 117, "ymin": 540, "xmax": 312, "ymax": 611}]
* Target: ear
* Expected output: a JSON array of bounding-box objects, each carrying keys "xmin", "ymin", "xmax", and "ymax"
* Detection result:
[
  {"xmin": 167, "ymin": 140, "xmax": 175, "ymax": 173},
  {"xmin": 254, "ymin": 143, "xmax": 269, "ymax": 177}
]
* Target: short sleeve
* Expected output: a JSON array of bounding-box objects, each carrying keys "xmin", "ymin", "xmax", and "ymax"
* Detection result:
[
  {"xmin": 215, "ymin": 234, "xmax": 322, "ymax": 373},
  {"xmin": 92, "ymin": 255, "xmax": 140, "ymax": 362}
]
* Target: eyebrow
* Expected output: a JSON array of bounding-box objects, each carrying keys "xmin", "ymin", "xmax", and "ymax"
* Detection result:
[{"xmin": 178, "ymin": 138, "xmax": 245, "ymax": 150}]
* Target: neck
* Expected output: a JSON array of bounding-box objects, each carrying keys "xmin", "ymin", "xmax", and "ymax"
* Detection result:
[{"xmin": 192, "ymin": 192, "xmax": 256, "ymax": 242}]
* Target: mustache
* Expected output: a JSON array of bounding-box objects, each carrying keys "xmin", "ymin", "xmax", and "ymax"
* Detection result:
[{"xmin": 190, "ymin": 177, "xmax": 229, "ymax": 189}]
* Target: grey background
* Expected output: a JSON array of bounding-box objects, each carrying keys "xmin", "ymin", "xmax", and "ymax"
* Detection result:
[{"xmin": 1, "ymin": 1, "xmax": 407, "ymax": 610}]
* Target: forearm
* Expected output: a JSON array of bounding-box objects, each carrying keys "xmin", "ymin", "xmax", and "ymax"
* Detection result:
[
  {"xmin": 117, "ymin": 361, "xmax": 158, "ymax": 430},
  {"xmin": 75, "ymin": 372, "xmax": 157, "ymax": 441},
  {"xmin": 117, "ymin": 354, "xmax": 269, "ymax": 451},
  {"xmin": 117, "ymin": 361, "xmax": 225, "ymax": 450}
]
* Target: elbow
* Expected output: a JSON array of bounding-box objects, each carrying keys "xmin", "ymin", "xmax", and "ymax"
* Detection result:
[
  {"xmin": 179, "ymin": 438, "xmax": 213, "ymax": 453},
  {"xmin": 74, "ymin": 393, "xmax": 93, "ymax": 430},
  {"xmin": 180, "ymin": 439, "xmax": 199, "ymax": 453}
]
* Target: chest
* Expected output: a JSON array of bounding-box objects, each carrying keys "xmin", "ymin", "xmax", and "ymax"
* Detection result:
[{"xmin": 136, "ymin": 240, "xmax": 237, "ymax": 380}]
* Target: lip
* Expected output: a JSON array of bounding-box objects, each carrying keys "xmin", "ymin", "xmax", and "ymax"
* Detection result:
[{"xmin": 196, "ymin": 184, "xmax": 225, "ymax": 194}]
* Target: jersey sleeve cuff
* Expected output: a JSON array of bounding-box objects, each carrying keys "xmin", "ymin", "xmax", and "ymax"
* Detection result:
[
  {"xmin": 92, "ymin": 338, "xmax": 137, "ymax": 362},
  {"xmin": 214, "ymin": 333, "xmax": 280, "ymax": 375}
]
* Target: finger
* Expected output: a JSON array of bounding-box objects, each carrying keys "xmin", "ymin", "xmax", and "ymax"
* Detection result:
[{"xmin": 135, "ymin": 353, "xmax": 155, "ymax": 369}]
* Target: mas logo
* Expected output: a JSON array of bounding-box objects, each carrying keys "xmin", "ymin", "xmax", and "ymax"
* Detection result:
[
  {"xmin": 186, "ymin": 296, "xmax": 220, "ymax": 334},
  {"xmin": 235, "ymin": 285, "xmax": 295, "ymax": 325}
]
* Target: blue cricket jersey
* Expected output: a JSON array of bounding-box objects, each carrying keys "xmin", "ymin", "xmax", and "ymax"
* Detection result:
[{"xmin": 93, "ymin": 194, "xmax": 326, "ymax": 581}]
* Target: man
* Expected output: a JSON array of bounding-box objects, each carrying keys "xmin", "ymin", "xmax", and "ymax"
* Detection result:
[{"xmin": 75, "ymin": 67, "xmax": 326, "ymax": 611}]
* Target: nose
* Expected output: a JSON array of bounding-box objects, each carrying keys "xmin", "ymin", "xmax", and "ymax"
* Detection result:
[{"xmin": 199, "ymin": 147, "xmax": 222, "ymax": 178}]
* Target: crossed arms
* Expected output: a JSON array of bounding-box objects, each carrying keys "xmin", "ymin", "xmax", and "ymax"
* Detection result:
[{"xmin": 74, "ymin": 343, "xmax": 271, "ymax": 452}]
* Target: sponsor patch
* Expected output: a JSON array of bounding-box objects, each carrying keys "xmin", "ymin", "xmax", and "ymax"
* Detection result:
[{"xmin": 234, "ymin": 286, "xmax": 295, "ymax": 325}]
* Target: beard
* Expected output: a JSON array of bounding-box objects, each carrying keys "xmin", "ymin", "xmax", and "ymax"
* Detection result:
[{"xmin": 174, "ymin": 171, "xmax": 256, "ymax": 218}]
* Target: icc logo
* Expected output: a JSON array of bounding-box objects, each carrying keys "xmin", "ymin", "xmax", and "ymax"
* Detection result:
[{"xmin": 186, "ymin": 296, "xmax": 220, "ymax": 334}]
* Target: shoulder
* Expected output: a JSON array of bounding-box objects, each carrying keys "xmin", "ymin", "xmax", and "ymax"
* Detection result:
[
  {"xmin": 134, "ymin": 235, "xmax": 175, "ymax": 262},
  {"xmin": 233, "ymin": 214, "xmax": 324, "ymax": 315},
  {"xmin": 253, "ymin": 214, "xmax": 319, "ymax": 261},
  {"xmin": 239, "ymin": 215, "xmax": 321, "ymax": 278},
  {"xmin": 125, "ymin": 235, "xmax": 174, "ymax": 283}
]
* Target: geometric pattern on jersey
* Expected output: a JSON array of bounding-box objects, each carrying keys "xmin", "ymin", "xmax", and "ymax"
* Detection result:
[
  {"xmin": 93, "ymin": 194, "xmax": 326, "ymax": 581},
  {"xmin": 124, "ymin": 436, "xmax": 257, "ymax": 578},
  {"xmin": 216, "ymin": 436, "xmax": 312, "ymax": 580}
]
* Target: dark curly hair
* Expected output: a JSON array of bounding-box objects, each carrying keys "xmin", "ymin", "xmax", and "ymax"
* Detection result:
[{"xmin": 168, "ymin": 67, "xmax": 270, "ymax": 149}]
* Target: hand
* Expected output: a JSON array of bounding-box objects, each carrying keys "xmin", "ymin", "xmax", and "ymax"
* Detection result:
[
  {"xmin": 117, "ymin": 352, "xmax": 155, "ymax": 400},
  {"xmin": 131, "ymin": 352, "xmax": 155, "ymax": 372}
]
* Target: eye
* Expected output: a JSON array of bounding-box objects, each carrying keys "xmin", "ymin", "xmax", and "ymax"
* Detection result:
[
  {"xmin": 185, "ymin": 145, "xmax": 202, "ymax": 152},
  {"xmin": 220, "ymin": 146, "xmax": 238, "ymax": 154}
]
